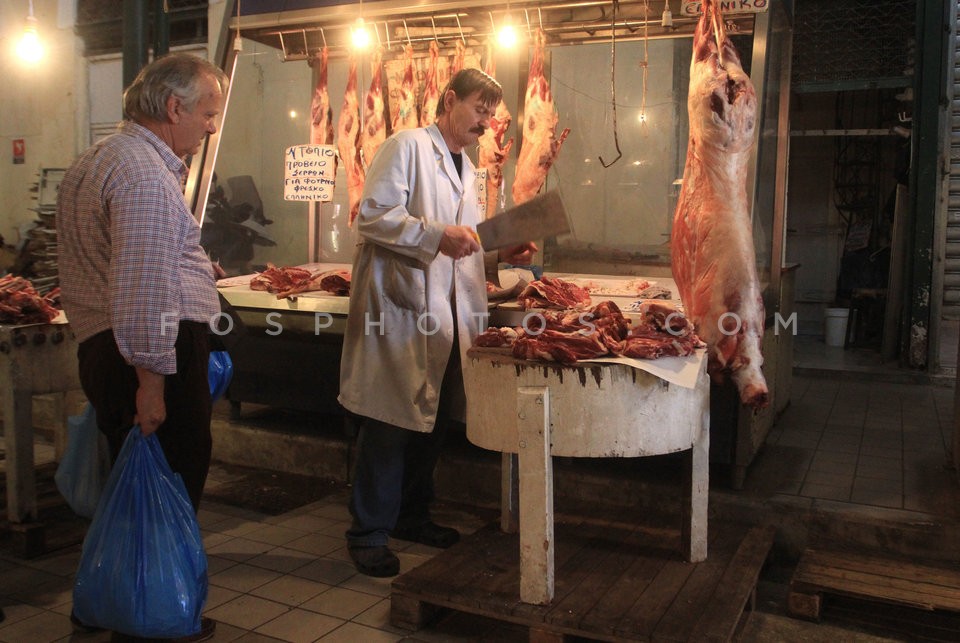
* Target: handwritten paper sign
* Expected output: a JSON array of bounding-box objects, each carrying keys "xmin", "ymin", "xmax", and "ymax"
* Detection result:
[
  {"xmin": 475, "ymin": 168, "xmax": 487, "ymax": 218},
  {"xmin": 681, "ymin": 0, "xmax": 768, "ymax": 16},
  {"xmin": 284, "ymin": 144, "xmax": 337, "ymax": 201}
]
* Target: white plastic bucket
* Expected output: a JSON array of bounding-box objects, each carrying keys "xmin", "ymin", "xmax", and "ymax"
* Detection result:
[{"xmin": 824, "ymin": 308, "xmax": 849, "ymax": 347}]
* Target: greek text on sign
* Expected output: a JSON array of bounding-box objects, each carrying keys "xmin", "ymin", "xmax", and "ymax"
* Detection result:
[
  {"xmin": 475, "ymin": 168, "xmax": 487, "ymax": 217},
  {"xmin": 681, "ymin": 0, "xmax": 768, "ymax": 16},
  {"xmin": 284, "ymin": 144, "xmax": 337, "ymax": 202}
]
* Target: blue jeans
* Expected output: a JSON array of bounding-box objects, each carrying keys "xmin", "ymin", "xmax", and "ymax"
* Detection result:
[{"xmin": 346, "ymin": 350, "xmax": 460, "ymax": 548}]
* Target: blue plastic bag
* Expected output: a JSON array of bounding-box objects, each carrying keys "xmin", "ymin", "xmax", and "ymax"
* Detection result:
[
  {"xmin": 72, "ymin": 427, "xmax": 207, "ymax": 638},
  {"xmin": 54, "ymin": 403, "xmax": 110, "ymax": 519},
  {"xmin": 208, "ymin": 350, "xmax": 233, "ymax": 401}
]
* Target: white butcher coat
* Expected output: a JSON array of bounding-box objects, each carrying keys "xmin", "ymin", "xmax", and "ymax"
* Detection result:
[{"xmin": 338, "ymin": 124, "xmax": 490, "ymax": 433}]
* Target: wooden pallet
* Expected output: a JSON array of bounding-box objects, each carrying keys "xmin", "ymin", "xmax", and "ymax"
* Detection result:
[
  {"xmin": 788, "ymin": 548, "xmax": 960, "ymax": 623},
  {"xmin": 391, "ymin": 518, "xmax": 775, "ymax": 642}
]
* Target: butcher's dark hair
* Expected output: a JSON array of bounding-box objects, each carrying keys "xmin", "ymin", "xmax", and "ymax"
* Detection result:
[
  {"xmin": 436, "ymin": 68, "xmax": 502, "ymax": 117},
  {"xmin": 122, "ymin": 53, "xmax": 228, "ymax": 122}
]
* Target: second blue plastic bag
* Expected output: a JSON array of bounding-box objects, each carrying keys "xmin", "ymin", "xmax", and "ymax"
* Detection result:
[
  {"xmin": 54, "ymin": 403, "xmax": 110, "ymax": 519},
  {"xmin": 72, "ymin": 427, "xmax": 207, "ymax": 638},
  {"xmin": 208, "ymin": 350, "xmax": 233, "ymax": 401}
]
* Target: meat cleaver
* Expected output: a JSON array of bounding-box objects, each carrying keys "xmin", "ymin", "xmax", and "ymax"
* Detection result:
[{"xmin": 476, "ymin": 190, "xmax": 570, "ymax": 250}]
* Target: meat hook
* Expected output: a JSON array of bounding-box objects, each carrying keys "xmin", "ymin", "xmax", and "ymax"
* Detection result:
[
  {"xmin": 455, "ymin": 15, "xmax": 466, "ymax": 44},
  {"xmin": 320, "ymin": 27, "xmax": 326, "ymax": 48},
  {"xmin": 599, "ymin": 0, "xmax": 622, "ymax": 168},
  {"xmin": 432, "ymin": 16, "xmax": 440, "ymax": 43},
  {"xmin": 403, "ymin": 19, "xmax": 411, "ymax": 47}
]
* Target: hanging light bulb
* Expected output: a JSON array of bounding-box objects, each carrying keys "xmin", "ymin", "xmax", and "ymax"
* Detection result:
[
  {"xmin": 498, "ymin": 16, "xmax": 517, "ymax": 48},
  {"xmin": 661, "ymin": 4, "xmax": 674, "ymax": 29},
  {"xmin": 16, "ymin": 1, "xmax": 44, "ymax": 64},
  {"xmin": 351, "ymin": 17, "xmax": 371, "ymax": 50}
]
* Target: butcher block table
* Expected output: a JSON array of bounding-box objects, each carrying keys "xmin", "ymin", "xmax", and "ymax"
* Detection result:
[
  {"xmin": 463, "ymin": 348, "xmax": 710, "ymax": 605},
  {"xmin": 0, "ymin": 320, "xmax": 80, "ymax": 524}
]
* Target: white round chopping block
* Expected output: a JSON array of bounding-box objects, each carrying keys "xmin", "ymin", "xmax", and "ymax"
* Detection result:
[{"xmin": 463, "ymin": 352, "xmax": 709, "ymax": 458}]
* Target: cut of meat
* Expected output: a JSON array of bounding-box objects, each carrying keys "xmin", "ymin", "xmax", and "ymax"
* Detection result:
[
  {"xmin": 337, "ymin": 56, "xmax": 363, "ymax": 226},
  {"xmin": 474, "ymin": 326, "xmax": 519, "ymax": 348},
  {"xmin": 518, "ymin": 276, "xmax": 591, "ymax": 310},
  {"xmin": 513, "ymin": 329, "xmax": 608, "ymax": 364},
  {"xmin": 473, "ymin": 299, "xmax": 700, "ymax": 365},
  {"xmin": 477, "ymin": 41, "xmax": 514, "ymax": 219},
  {"xmin": 450, "ymin": 39, "xmax": 465, "ymax": 77},
  {"xmin": 670, "ymin": 0, "xmax": 768, "ymax": 408},
  {"xmin": 420, "ymin": 41, "xmax": 441, "ymax": 128},
  {"xmin": 0, "ymin": 276, "xmax": 60, "ymax": 324},
  {"xmin": 513, "ymin": 29, "xmax": 570, "ymax": 206},
  {"xmin": 318, "ymin": 269, "xmax": 351, "ymax": 296},
  {"xmin": 392, "ymin": 45, "xmax": 419, "ymax": 132},
  {"xmin": 309, "ymin": 46, "xmax": 334, "ymax": 146},
  {"xmin": 249, "ymin": 264, "xmax": 351, "ymax": 299},
  {"xmin": 360, "ymin": 47, "xmax": 386, "ymax": 172}
]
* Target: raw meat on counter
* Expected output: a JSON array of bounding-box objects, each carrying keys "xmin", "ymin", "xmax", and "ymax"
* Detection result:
[
  {"xmin": 473, "ymin": 300, "xmax": 702, "ymax": 365},
  {"xmin": 512, "ymin": 29, "xmax": 570, "ymax": 205},
  {"xmin": 670, "ymin": 0, "xmax": 768, "ymax": 408},
  {"xmin": 0, "ymin": 276, "xmax": 60, "ymax": 325},
  {"xmin": 318, "ymin": 270, "xmax": 351, "ymax": 296},
  {"xmin": 619, "ymin": 301, "xmax": 702, "ymax": 359},
  {"xmin": 337, "ymin": 55, "xmax": 363, "ymax": 225},
  {"xmin": 249, "ymin": 264, "xmax": 351, "ymax": 299},
  {"xmin": 518, "ymin": 276, "xmax": 591, "ymax": 310},
  {"xmin": 575, "ymin": 277, "xmax": 651, "ymax": 297},
  {"xmin": 309, "ymin": 46, "xmax": 334, "ymax": 146}
]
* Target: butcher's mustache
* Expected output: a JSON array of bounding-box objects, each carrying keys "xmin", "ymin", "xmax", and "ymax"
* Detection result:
[{"xmin": 471, "ymin": 126, "xmax": 486, "ymax": 135}]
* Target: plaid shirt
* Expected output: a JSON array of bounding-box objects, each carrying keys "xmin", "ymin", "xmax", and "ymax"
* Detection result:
[{"xmin": 57, "ymin": 121, "xmax": 219, "ymax": 375}]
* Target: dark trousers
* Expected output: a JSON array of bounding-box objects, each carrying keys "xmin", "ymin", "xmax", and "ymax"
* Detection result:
[
  {"xmin": 77, "ymin": 322, "xmax": 212, "ymax": 511},
  {"xmin": 346, "ymin": 348, "xmax": 461, "ymax": 548}
]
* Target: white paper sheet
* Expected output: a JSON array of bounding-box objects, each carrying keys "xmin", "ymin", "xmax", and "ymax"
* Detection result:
[{"xmin": 579, "ymin": 348, "xmax": 706, "ymax": 389}]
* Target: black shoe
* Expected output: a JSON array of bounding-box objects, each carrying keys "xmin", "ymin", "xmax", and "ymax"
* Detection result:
[
  {"xmin": 348, "ymin": 545, "xmax": 400, "ymax": 577},
  {"xmin": 109, "ymin": 617, "xmax": 216, "ymax": 642},
  {"xmin": 70, "ymin": 610, "xmax": 105, "ymax": 634},
  {"xmin": 391, "ymin": 521, "xmax": 460, "ymax": 549}
]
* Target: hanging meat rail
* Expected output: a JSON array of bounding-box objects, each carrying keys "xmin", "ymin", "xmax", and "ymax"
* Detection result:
[{"xmin": 234, "ymin": 0, "xmax": 755, "ymax": 61}]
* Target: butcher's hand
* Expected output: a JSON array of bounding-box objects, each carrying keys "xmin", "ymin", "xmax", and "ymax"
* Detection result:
[
  {"xmin": 438, "ymin": 225, "xmax": 482, "ymax": 260},
  {"xmin": 211, "ymin": 260, "xmax": 226, "ymax": 280},
  {"xmin": 499, "ymin": 242, "xmax": 539, "ymax": 266},
  {"xmin": 134, "ymin": 367, "xmax": 166, "ymax": 436}
]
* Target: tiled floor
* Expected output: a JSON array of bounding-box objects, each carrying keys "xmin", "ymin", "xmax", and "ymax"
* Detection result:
[
  {"xmin": 1, "ymin": 358, "xmax": 958, "ymax": 641},
  {"xmin": 0, "ymin": 483, "xmax": 528, "ymax": 643},
  {"xmin": 742, "ymin": 373, "xmax": 959, "ymax": 518}
]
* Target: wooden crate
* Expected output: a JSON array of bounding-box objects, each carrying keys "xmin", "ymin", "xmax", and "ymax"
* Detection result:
[
  {"xmin": 788, "ymin": 548, "xmax": 960, "ymax": 623},
  {"xmin": 392, "ymin": 518, "xmax": 775, "ymax": 642}
]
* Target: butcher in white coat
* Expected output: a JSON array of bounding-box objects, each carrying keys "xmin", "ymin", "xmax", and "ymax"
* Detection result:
[{"xmin": 338, "ymin": 68, "xmax": 535, "ymax": 577}]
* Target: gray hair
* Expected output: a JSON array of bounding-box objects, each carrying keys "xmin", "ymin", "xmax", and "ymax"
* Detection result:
[
  {"xmin": 436, "ymin": 68, "xmax": 502, "ymax": 117},
  {"xmin": 122, "ymin": 53, "xmax": 228, "ymax": 122}
]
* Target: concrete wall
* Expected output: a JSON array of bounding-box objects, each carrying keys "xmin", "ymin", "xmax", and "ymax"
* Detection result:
[
  {"xmin": 0, "ymin": 0, "xmax": 231, "ymax": 253},
  {"xmin": 0, "ymin": 0, "xmax": 85, "ymax": 248}
]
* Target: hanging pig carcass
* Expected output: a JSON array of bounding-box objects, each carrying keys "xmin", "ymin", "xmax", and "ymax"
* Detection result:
[{"xmin": 671, "ymin": 0, "xmax": 767, "ymax": 408}]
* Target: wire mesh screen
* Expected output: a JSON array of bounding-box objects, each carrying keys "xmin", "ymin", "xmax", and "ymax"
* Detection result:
[{"xmin": 792, "ymin": 0, "xmax": 916, "ymax": 88}]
